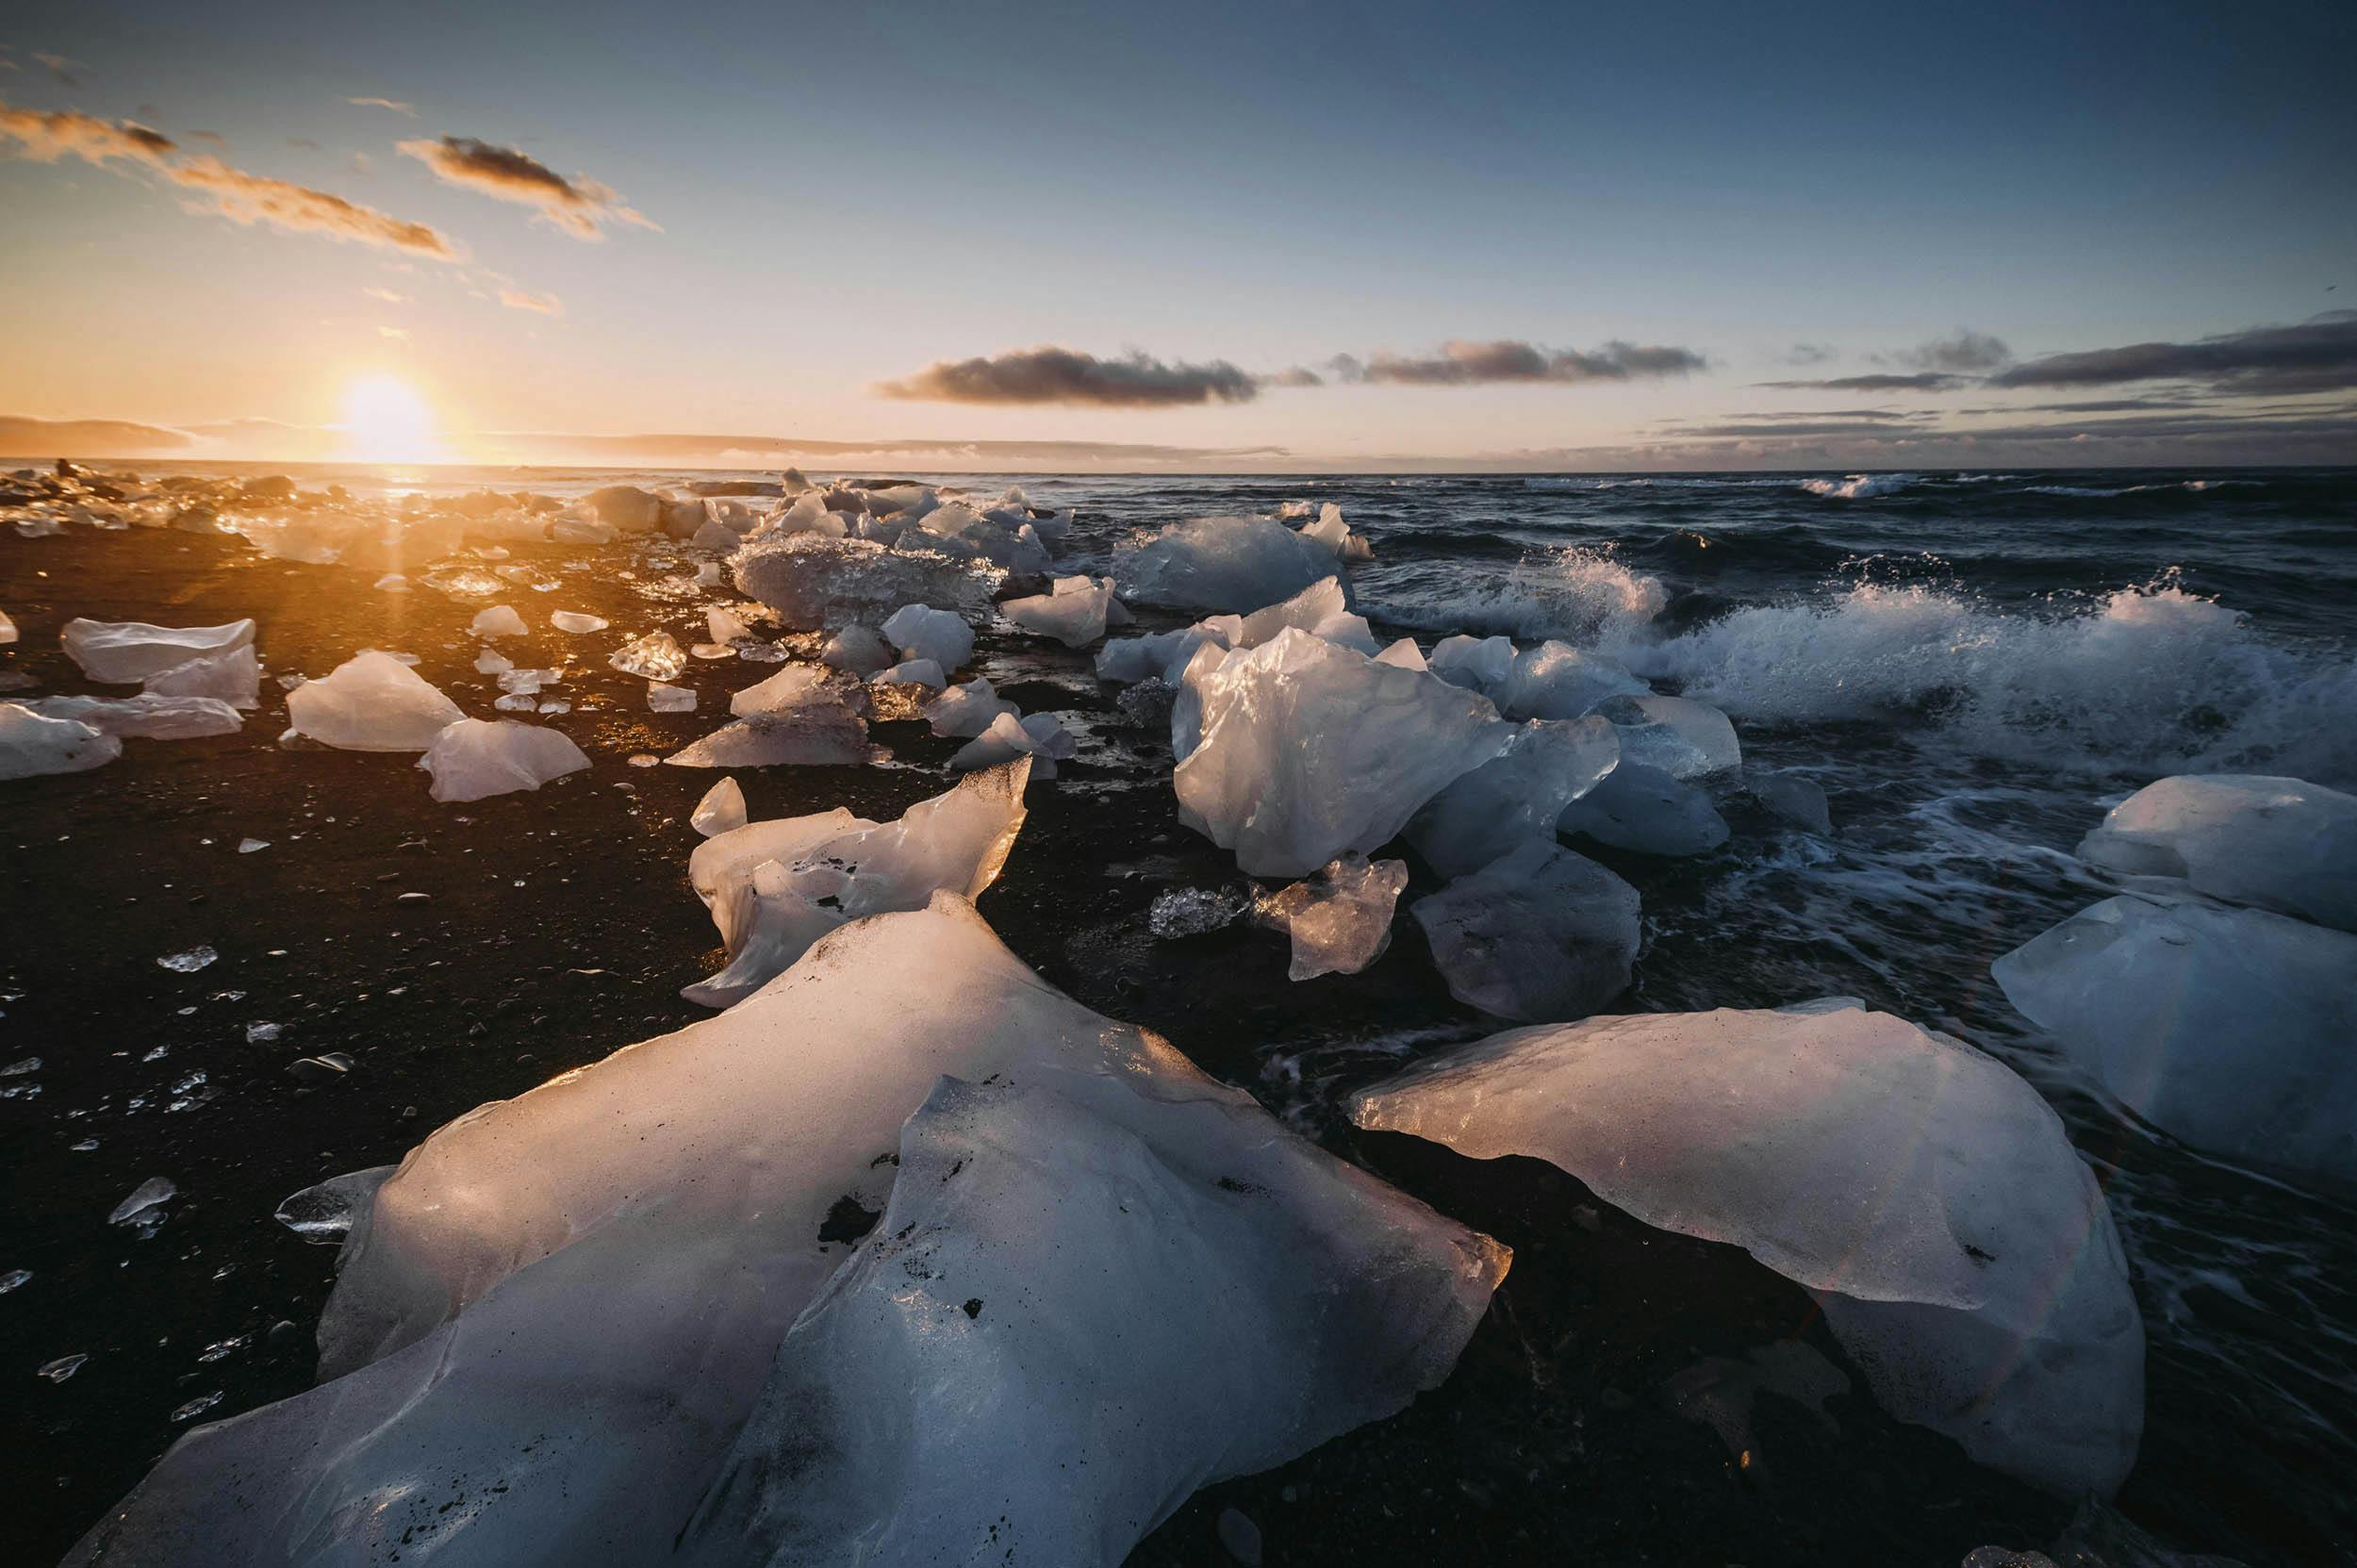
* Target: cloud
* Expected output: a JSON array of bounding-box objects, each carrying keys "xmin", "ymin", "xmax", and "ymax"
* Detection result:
[
  {"xmin": 0, "ymin": 414, "xmax": 190, "ymax": 456},
  {"xmin": 347, "ymin": 96, "xmax": 416, "ymax": 117},
  {"xmin": 1895, "ymin": 329, "xmax": 2011, "ymax": 371},
  {"xmin": 498, "ymin": 286, "xmax": 563, "ymax": 316},
  {"xmin": 1783, "ymin": 343, "xmax": 1838, "ymax": 366},
  {"xmin": 164, "ymin": 154, "xmax": 456, "ymax": 256},
  {"xmin": 875, "ymin": 346, "xmax": 1261, "ymax": 407},
  {"xmin": 397, "ymin": 135, "xmax": 655, "ymax": 239},
  {"xmin": 34, "ymin": 52, "xmax": 81, "ymax": 87},
  {"xmin": 377, "ymin": 325, "xmax": 409, "ymax": 339},
  {"xmin": 1263, "ymin": 365, "xmax": 1326, "ymax": 388},
  {"xmin": 1754, "ymin": 372, "xmax": 1975, "ymax": 392},
  {"xmin": 0, "ymin": 101, "xmax": 176, "ymax": 165},
  {"xmin": 0, "ymin": 95, "xmax": 456, "ymax": 257},
  {"xmin": 1991, "ymin": 312, "xmax": 2357, "ymax": 396},
  {"xmin": 1343, "ymin": 338, "xmax": 1708, "ymax": 386},
  {"xmin": 361, "ymin": 286, "xmax": 407, "ymax": 304}
]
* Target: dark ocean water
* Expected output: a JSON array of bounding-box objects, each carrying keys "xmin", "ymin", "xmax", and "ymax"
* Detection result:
[{"xmin": 8, "ymin": 461, "xmax": 2355, "ymax": 1560}]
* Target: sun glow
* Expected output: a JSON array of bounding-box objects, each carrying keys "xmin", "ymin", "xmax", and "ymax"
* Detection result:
[{"xmin": 338, "ymin": 374, "xmax": 444, "ymax": 464}]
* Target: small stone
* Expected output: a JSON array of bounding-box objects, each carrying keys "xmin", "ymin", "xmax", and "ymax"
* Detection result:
[
  {"xmin": 157, "ymin": 946, "xmax": 218, "ymax": 974},
  {"xmin": 1216, "ymin": 1507, "xmax": 1263, "ymax": 1566}
]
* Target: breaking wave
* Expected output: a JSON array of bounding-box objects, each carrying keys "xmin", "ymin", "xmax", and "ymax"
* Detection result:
[
  {"xmin": 1626, "ymin": 575, "xmax": 2357, "ymax": 783},
  {"xmin": 1372, "ymin": 544, "xmax": 1670, "ymax": 647},
  {"xmin": 1800, "ymin": 472, "xmax": 1918, "ymax": 500}
]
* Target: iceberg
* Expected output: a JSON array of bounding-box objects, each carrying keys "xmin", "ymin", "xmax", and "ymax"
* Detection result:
[
  {"xmin": 1407, "ymin": 716, "xmax": 1619, "ymax": 880},
  {"xmin": 1374, "ymin": 636, "xmax": 1427, "ymax": 670},
  {"xmin": 1558, "ymin": 761, "xmax": 1730, "ymax": 856},
  {"xmin": 1096, "ymin": 623, "xmax": 1231, "ymax": 685},
  {"xmin": 1252, "ymin": 852, "xmax": 1409, "ymax": 980},
  {"xmin": 728, "ymin": 663, "xmax": 867, "ymax": 721},
  {"xmin": 869, "ymin": 657, "xmax": 947, "ymax": 692},
  {"xmin": 923, "ymin": 675, "xmax": 1020, "ymax": 738},
  {"xmin": 733, "ymin": 533, "xmax": 1000, "ymax": 630},
  {"xmin": 60, "ymin": 618, "xmax": 255, "ymax": 684},
  {"xmin": 284, "ymin": 652, "xmax": 465, "ymax": 751},
  {"xmin": 1592, "ymin": 693, "xmax": 1741, "ymax": 779},
  {"xmin": 677, "ymin": 1057, "xmax": 1502, "ymax": 1567},
  {"xmin": 25, "ymin": 693, "xmax": 243, "ymax": 740},
  {"xmin": 1297, "ymin": 501, "xmax": 1373, "ymax": 561},
  {"xmin": 950, "ymin": 709, "xmax": 1076, "ymax": 779},
  {"xmin": 0, "ymin": 702, "xmax": 122, "ymax": 779},
  {"xmin": 682, "ymin": 766, "xmax": 1031, "ymax": 1007},
  {"xmin": 1175, "ymin": 628, "xmax": 1508, "ymax": 876},
  {"xmin": 1001, "ymin": 574, "xmax": 1118, "ymax": 647},
  {"xmin": 1992, "ymin": 891, "xmax": 2357, "ymax": 1182},
  {"xmin": 665, "ymin": 706, "xmax": 871, "ymax": 768},
  {"xmin": 818, "ymin": 623, "xmax": 893, "ymax": 677},
  {"xmin": 418, "ymin": 718, "xmax": 591, "ymax": 802},
  {"xmin": 1410, "ymin": 839, "xmax": 1641, "ymax": 1021},
  {"xmin": 882, "ymin": 602, "xmax": 975, "ymax": 671},
  {"xmin": 1118, "ymin": 515, "xmax": 1343, "ymax": 612},
  {"xmin": 1751, "ymin": 769, "xmax": 1833, "ymax": 834},
  {"xmin": 2074, "ymin": 773, "xmax": 2357, "ymax": 933},
  {"xmin": 648, "ymin": 682, "xmax": 697, "ymax": 713},
  {"xmin": 1348, "ymin": 997, "xmax": 2146, "ymax": 1497},
  {"xmin": 550, "ymin": 610, "xmax": 608, "ymax": 634},
  {"xmin": 690, "ymin": 776, "xmax": 748, "ymax": 837},
  {"xmin": 1428, "ymin": 634, "xmax": 1517, "ymax": 698},
  {"xmin": 1497, "ymin": 640, "xmax": 1648, "ymax": 720},
  {"xmin": 609, "ymin": 630, "xmax": 688, "ymax": 682},
  {"xmin": 141, "ymin": 643, "xmax": 261, "ymax": 709}
]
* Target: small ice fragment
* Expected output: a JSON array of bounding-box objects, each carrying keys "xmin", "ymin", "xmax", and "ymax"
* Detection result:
[
  {"xmin": 707, "ymin": 607, "xmax": 751, "ymax": 643},
  {"xmin": 922, "ymin": 676, "xmax": 1019, "ymax": 739},
  {"xmin": 108, "ymin": 1177, "xmax": 176, "ymax": 1226},
  {"xmin": 551, "ymin": 611, "xmax": 608, "ymax": 634},
  {"xmin": 648, "ymin": 682, "xmax": 697, "ymax": 713},
  {"xmin": 418, "ymin": 719, "xmax": 592, "ymax": 802},
  {"xmin": 474, "ymin": 650, "xmax": 514, "ymax": 675},
  {"xmin": 285, "ymin": 652, "xmax": 464, "ymax": 751},
  {"xmin": 610, "ymin": 631, "xmax": 688, "ymax": 682},
  {"xmin": 470, "ymin": 604, "xmax": 529, "ymax": 638},
  {"xmin": 869, "ymin": 658, "xmax": 948, "ymax": 693},
  {"xmin": 1751, "ymin": 770, "xmax": 1833, "ymax": 835},
  {"xmin": 61, "ymin": 618, "xmax": 256, "ymax": 684},
  {"xmin": 950, "ymin": 710, "xmax": 1075, "ymax": 779},
  {"xmin": 881, "ymin": 603, "xmax": 975, "ymax": 671},
  {"xmin": 373, "ymin": 573, "xmax": 410, "ymax": 594},
  {"xmin": 0, "ymin": 703, "xmax": 121, "ymax": 780},
  {"xmin": 1253, "ymin": 853, "xmax": 1409, "ymax": 980},
  {"xmin": 2, "ymin": 1056, "xmax": 40, "ymax": 1076},
  {"xmin": 820, "ymin": 624, "xmax": 895, "ymax": 677},
  {"xmin": 1412, "ymin": 840, "xmax": 1640, "ymax": 1022},
  {"xmin": 628, "ymin": 753, "xmax": 661, "ymax": 767},
  {"xmin": 38, "ymin": 1354, "xmax": 87, "ymax": 1382},
  {"xmin": 246, "ymin": 1023, "xmax": 281, "ymax": 1043},
  {"xmin": 691, "ymin": 777, "xmax": 748, "ymax": 837},
  {"xmin": 0, "ymin": 1267, "xmax": 28, "ymax": 1293},
  {"xmin": 170, "ymin": 1392, "xmax": 224, "ymax": 1423},
  {"xmin": 0, "ymin": 608, "xmax": 14, "ymax": 645},
  {"xmin": 1148, "ymin": 885, "xmax": 1249, "ymax": 939},
  {"xmin": 237, "ymin": 838, "xmax": 269, "ymax": 853},
  {"xmin": 158, "ymin": 946, "xmax": 218, "ymax": 974}
]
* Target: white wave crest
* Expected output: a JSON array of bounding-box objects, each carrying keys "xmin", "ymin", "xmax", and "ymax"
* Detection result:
[
  {"xmin": 1374, "ymin": 544, "xmax": 1669, "ymax": 647},
  {"xmin": 1800, "ymin": 472, "xmax": 1918, "ymax": 500},
  {"xmin": 1626, "ymin": 577, "xmax": 2357, "ymax": 783}
]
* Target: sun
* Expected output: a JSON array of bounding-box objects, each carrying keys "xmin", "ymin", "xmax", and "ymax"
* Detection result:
[{"xmin": 338, "ymin": 374, "xmax": 444, "ymax": 464}]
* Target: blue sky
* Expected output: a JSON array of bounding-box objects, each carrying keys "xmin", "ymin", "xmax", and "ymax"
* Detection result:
[{"xmin": 1, "ymin": 0, "xmax": 2350, "ymax": 468}]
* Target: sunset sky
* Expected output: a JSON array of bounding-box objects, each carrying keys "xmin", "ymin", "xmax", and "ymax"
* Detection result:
[{"xmin": 1, "ymin": 0, "xmax": 2351, "ymax": 471}]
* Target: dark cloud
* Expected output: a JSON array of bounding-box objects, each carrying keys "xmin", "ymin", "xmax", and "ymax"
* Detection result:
[
  {"xmin": 1896, "ymin": 330, "xmax": 2011, "ymax": 371},
  {"xmin": 1348, "ymin": 338, "xmax": 1707, "ymax": 386},
  {"xmin": 0, "ymin": 414, "xmax": 190, "ymax": 456},
  {"xmin": 1992, "ymin": 312, "xmax": 2357, "ymax": 396},
  {"xmin": 875, "ymin": 347, "xmax": 1260, "ymax": 407},
  {"xmin": 1754, "ymin": 372, "xmax": 1975, "ymax": 392},
  {"xmin": 1263, "ymin": 366, "xmax": 1326, "ymax": 388},
  {"xmin": 397, "ymin": 135, "xmax": 655, "ymax": 239},
  {"xmin": 33, "ymin": 52, "xmax": 81, "ymax": 87},
  {"xmin": 1670, "ymin": 420, "xmax": 1937, "ymax": 437}
]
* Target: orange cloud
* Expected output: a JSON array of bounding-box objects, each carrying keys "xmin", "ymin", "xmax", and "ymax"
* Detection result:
[
  {"xmin": 498, "ymin": 286, "xmax": 564, "ymax": 316},
  {"xmin": 0, "ymin": 101, "xmax": 175, "ymax": 165}
]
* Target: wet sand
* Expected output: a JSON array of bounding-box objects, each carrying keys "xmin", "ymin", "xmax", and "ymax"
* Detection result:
[{"xmin": 2, "ymin": 523, "xmax": 2072, "ymax": 1564}]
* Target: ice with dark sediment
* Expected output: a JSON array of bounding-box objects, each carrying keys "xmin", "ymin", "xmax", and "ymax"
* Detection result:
[
  {"xmin": 61, "ymin": 618, "xmax": 255, "ymax": 684},
  {"xmin": 1411, "ymin": 838, "xmax": 1641, "ymax": 1021},
  {"xmin": 950, "ymin": 709, "xmax": 1076, "ymax": 779},
  {"xmin": 922, "ymin": 675, "xmax": 1020, "ymax": 738},
  {"xmin": 25, "ymin": 693, "xmax": 243, "ymax": 740},
  {"xmin": 1993, "ymin": 889, "xmax": 2357, "ymax": 1183},
  {"xmin": 284, "ymin": 652, "xmax": 465, "ymax": 751},
  {"xmin": 881, "ymin": 602, "xmax": 975, "ymax": 672},
  {"xmin": 1176, "ymin": 628, "xmax": 1509, "ymax": 877},
  {"xmin": 1407, "ymin": 716, "xmax": 1619, "ymax": 880},
  {"xmin": 53, "ymin": 895, "xmax": 1501, "ymax": 1568},
  {"xmin": 1558, "ymin": 760, "xmax": 1730, "ymax": 856},
  {"xmin": 1348, "ymin": 997, "xmax": 2147, "ymax": 1497},
  {"xmin": 733, "ymin": 531, "xmax": 1001, "ymax": 629},
  {"xmin": 682, "ymin": 764, "xmax": 1030, "ymax": 1007},
  {"xmin": 2074, "ymin": 774, "xmax": 2357, "ymax": 932},
  {"xmin": 0, "ymin": 702, "xmax": 122, "ymax": 779},
  {"xmin": 1002, "ymin": 574, "xmax": 1120, "ymax": 647},
  {"xmin": 1252, "ymin": 852, "xmax": 1409, "ymax": 980},
  {"xmin": 689, "ymin": 776, "xmax": 748, "ymax": 837},
  {"xmin": 1117, "ymin": 514, "xmax": 1345, "ymax": 613},
  {"xmin": 418, "ymin": 718, "xmax": 591, "ymax": 802},
  {"xmin": 677, "ymin": 1056, "xmax": 1503, "ymax": 1568},
  {"xmin": 1591, "ymin": 693, "xmax": 1742, "ymax": 779}
]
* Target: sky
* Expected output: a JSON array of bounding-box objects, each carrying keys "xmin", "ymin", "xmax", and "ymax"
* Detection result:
[{"xmin": 0, "ymin": 0, "xmax": 2351, "ymax": 471}]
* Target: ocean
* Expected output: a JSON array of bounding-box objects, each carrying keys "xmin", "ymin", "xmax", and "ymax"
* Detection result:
[{"xmin": 5, "ymin": 461, "xmax": 2353, "ymax": 1563}]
